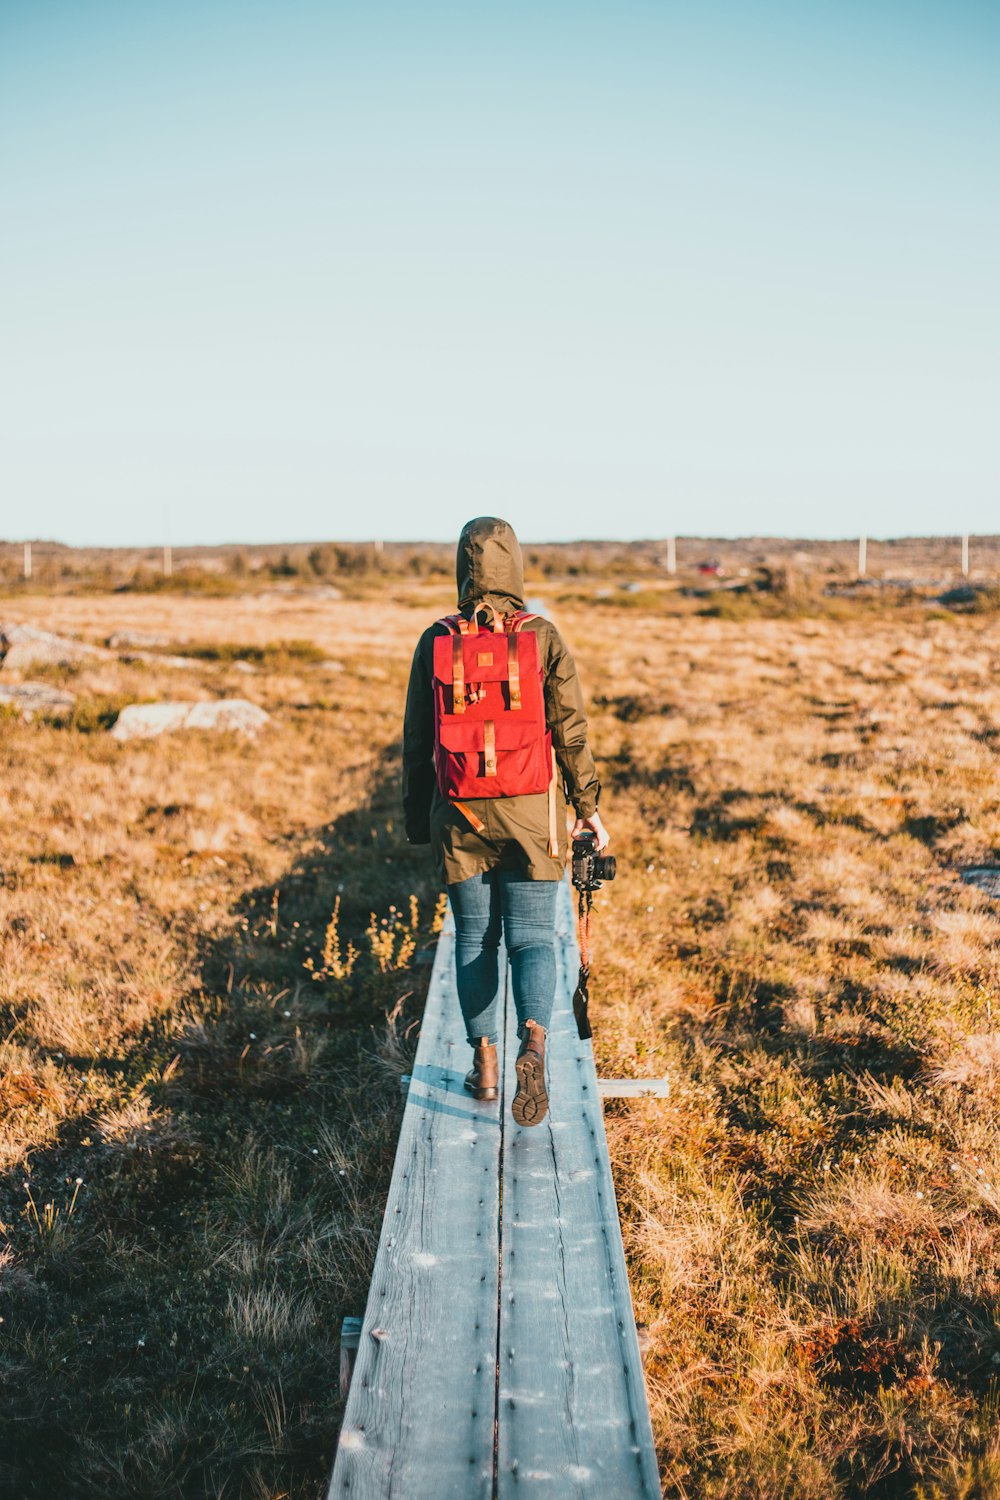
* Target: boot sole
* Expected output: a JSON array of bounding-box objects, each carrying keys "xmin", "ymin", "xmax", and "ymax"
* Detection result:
[
  {"xmin": 512, "ymin": 1051, "xmax": 548, "ymax": 1127},
  {"xmin": 463, "ymin": 1079, "xmax": 499, "ymax": 1101}
]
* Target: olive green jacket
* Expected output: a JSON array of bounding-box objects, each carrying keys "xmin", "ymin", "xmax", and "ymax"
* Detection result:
[{"xmin": 402, "ymin": 517, "xmax": 600, "ymax": 885}]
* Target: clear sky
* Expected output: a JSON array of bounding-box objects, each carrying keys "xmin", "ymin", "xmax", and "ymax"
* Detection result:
[{"xmin": 1, "ymin": 0, "xmax": 997, "ymax": 546}]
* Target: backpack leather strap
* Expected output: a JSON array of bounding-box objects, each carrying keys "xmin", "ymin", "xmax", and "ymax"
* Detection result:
[
  {"xmin": 483, "ymin": 720, "xmax": 497, "ymax": 777},
  {"xmin": 451, "ymin": 633, "xmax": 465, "ymax": 714},
  {"xmin": 506, "ymin": 632, "xmax": 522, "ymax": 710},
  {"xmin": 452, "ymin": 799, "xmax": 485, "ymax": 833}
]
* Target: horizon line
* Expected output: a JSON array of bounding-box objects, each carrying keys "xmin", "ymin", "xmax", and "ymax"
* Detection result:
[{"xmin": 2, "ymin": 532, "xmax": 997, "ymax": 553}]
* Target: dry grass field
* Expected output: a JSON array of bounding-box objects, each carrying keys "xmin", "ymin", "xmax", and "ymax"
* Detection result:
[{"xmin": 3, "ymin": 576, "xmax": 1000, "ymax": 1498}]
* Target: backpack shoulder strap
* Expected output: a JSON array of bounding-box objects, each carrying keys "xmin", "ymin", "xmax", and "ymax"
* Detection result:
[
  {"xmin": 437, "ymin": 613, "xmax": 467, "ymax": 636},
  {"xmin": 435, "ymin": 616, "xmax": 468, "ymax": 713},
  {"xmin": 508, "ymin": 611, "xmax": 538, "ymax": 633}
]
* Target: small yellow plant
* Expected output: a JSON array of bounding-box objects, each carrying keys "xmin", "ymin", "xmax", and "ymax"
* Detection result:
[
  {"xmin": 366, "ymin": 898, "xmax": 418, "ymax": 974},
  {"xmin": 305, "ymin": 894, "xmax": 423, "ymax": 984},
  {"xmin": 304, "ymin": 896, "xmax": 359, "ymax": 982}
]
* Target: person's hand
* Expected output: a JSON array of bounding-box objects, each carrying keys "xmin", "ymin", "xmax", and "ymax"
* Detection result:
[{"xmin": 571, "ymin": 812, "xmax": 610, "ymax": 852}]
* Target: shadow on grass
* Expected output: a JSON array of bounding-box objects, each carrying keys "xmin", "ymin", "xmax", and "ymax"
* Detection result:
[{"xmin": 0, "ymin": 744, "xmax": 442, "ymax": 1500}]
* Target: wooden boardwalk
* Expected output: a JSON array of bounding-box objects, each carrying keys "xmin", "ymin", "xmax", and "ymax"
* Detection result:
[{"xmin": 328, "ymin": 880, "xmax": 659, "ymax": 1499}]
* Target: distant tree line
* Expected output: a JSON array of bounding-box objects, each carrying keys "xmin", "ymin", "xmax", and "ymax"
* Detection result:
[
  {"xmin": 2, "ymin": 534, "xmax": 999, "ymax": 597},
  {"xmin": 0, "ymin": 538, "xmax": 689, "ymax": 592}
]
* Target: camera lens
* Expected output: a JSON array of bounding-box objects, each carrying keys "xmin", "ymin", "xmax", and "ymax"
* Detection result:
[{"xmin": 594, "ymin": 854, "xmax": 616, "ymax": 882}]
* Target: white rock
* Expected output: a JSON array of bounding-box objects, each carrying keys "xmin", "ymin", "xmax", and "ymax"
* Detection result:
[
  {"xmin": 182, "ymin": 700, "xmax": 269, "ymax": 735},
  {"xmin": 107, "ymin": 630, "xmax": 174, "ymax": 649},
  {"xmin": 110, "ymin": 703, "xmax": 190, "ymax": 739},
  {"xmin": 0, "ymin": 681, "xmax": 76, "ymax": 720},
  {"xmin": 110, "ymin": 699, "xmax": 269, "ymax": 741},
  {"xmin": 0, "ymin": 622, "xmax": 108, "ymax": 671}
]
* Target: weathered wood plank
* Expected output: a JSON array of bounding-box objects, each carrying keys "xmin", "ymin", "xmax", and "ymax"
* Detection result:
[
  {"xmin": 328, "ymin": 914, "xmax": 506, "ymax": 1499},
  {"xmin": 497, "ymin": 880, "xmax": 660, "ymax": 1498}
]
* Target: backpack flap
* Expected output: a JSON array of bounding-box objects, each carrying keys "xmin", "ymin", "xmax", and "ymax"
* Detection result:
[
  {"xmin": 432, "ymin": 631, "xmax": 541, "ymax": 716},
  {"xmin": 434, "ymin": 716, "xmax": 552, "ymax": 797}
]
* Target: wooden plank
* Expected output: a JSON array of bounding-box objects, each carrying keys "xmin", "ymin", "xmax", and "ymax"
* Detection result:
[
  {"xmin": 497, "ymin": 880, "xmax": 660, "ymax": 1499},
  {"xmin": 330, "ymin": 876, "xmax": 659, "ymax": 1497},
  {"xmin": 328, "ymin": 913, "xmax": 507, "ymax": 1499}
]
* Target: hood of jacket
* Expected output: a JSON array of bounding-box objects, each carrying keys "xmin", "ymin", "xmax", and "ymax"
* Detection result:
[{"xmin": 456, "ymin": 516, "xmax": 525, "ymax": 614}]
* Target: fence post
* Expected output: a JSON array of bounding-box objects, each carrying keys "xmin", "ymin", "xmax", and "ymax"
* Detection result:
[
  {"xmin": 23, "ymin": 541, "xmax": 31, "ymax": 580},
  {"xmin": 666, "ymin": 536, "xmax": 676, "ymax": 574},
  {"xmin": 961, "ymin": 534, "xmax": 970, "ymax": 577},
  {"xmin": 163, "ymin": 545, "xmax": 173, "ymax": 578},
  {"xmin": 858, "ymin": 535, "xmax": 867, "ymax": 577}
]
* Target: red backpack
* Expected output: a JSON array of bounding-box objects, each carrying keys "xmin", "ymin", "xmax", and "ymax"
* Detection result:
[{"xmin": 432, "ymin": 605, "xmax": 551, "ymax": 800}]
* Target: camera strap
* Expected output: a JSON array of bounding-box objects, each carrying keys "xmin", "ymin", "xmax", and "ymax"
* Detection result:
[{"xmin": 572, "ymin": 886, "xmax": 593, "ymax": 1040}]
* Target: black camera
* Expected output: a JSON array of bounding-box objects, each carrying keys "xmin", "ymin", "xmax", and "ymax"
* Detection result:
[{"xmin": 571, "ymin": 829, "xmax": 617, "ymax": 892}]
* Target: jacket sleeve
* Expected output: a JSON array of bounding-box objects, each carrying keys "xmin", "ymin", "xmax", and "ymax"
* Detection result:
[
  {"xmin": 402, "ymin": 629, "xmax": 437, "ymax": 844},
  {"xmin": 541, "ymin": 623, "xmax": 601, "ymax": 819}
]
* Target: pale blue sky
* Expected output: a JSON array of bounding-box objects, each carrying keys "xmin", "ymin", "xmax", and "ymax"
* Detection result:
[{"xmin": 1, "ymin": 0, "xmax": 997, "ymax": 546}]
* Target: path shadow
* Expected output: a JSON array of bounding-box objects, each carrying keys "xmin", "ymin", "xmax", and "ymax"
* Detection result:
[
  {"xmin": 408, "ymin": 1062, "xmax": 501, "ymax": 1126},
  {"xmin": 0, "ymin": 741, "xmax": 446, "ymax": 1500},
  {"xmin": 411, "ymin": 1061, "xmax": 472, "ymax": 1094}
]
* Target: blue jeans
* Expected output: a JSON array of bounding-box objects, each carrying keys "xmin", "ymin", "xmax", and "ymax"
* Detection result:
[{"xmin": 448, "ymin": 870, "xmax": 559, "ymax": 1046}]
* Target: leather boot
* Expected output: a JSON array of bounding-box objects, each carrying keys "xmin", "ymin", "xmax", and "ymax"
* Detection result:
[
  {"xmin": 512, "ymin": 1019, "xmax": 548, "ymax": 1127},
  {"xmin": 464, "ymin": 1038, "xmax": 499, "ymax": 1101}
]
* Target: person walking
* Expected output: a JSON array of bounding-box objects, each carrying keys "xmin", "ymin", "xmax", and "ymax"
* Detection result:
[{"xmin": 402, "ymin": 516, "xmax": 609, "ymax": 1127}]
